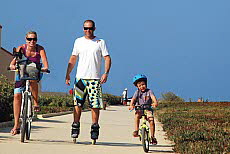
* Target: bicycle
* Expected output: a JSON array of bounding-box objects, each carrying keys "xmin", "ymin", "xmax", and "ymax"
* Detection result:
[
  {"xmin": 133, "ymin": 104, "xmax": 153, "ymax": 153},
  {"xmin": 8, "ymin": 47, "xmax": 50, "ymax": 143}
]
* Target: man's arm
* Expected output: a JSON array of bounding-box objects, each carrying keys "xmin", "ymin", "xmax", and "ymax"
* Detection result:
[
  {"xmin": 100, "ymin": 55, "xmax": 111, "ymax": 84},
  {"xmin": 65, "ymin": 55, "xmax": 77, "ymax": 85}
]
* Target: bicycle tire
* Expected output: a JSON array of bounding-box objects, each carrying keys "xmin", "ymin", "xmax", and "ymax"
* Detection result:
[
  {"xmin": 25, "ymin": 96, "xmax": 32, "ymax": 140},
  {"xmin": 25, "ymin": 122, "xmax": 31, "ymax": 140},
  {"xmin": 21, "ymin": 92, "xmax": 29, "ymax": 143},
  {"xmin": 141, "ymin": 127, "xmax": 149, "ymax": 152}
]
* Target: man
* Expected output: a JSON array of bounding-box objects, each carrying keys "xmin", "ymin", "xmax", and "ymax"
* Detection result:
[
  {"xmin": 122, "ymin": 88, "xmax": 128, "ymax": 105},
  {"xmin": 65, "ymin": 20, "xmax": 111, "ymax": 141}
]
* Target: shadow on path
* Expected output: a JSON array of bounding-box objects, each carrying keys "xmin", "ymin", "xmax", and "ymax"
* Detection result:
[
  {"xmin": 149, "ymin": 149, "xmax": 174, "ymax": 153},
  {"xmin": 36, "ymin": 119, "xmax": 66, "ymax": 123},
  {"xmin": 25, "ymin": 138, "xmax": 174, "ymax": 151}
]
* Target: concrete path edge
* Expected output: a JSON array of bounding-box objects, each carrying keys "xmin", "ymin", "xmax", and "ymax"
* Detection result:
[{"xmin": 0, "ymin": 109, "xmax": 90, "ymax": 128}]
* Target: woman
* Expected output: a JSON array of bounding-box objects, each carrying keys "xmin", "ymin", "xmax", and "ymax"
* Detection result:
[{"xmin": 9, "ymin": 31, "xmax": 49, "ymax": 135}]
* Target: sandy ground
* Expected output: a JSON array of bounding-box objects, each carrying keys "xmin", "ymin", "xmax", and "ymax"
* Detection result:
[{"xmin": 0, "ymin": 105, "xmax": 174, "ymax": 154}]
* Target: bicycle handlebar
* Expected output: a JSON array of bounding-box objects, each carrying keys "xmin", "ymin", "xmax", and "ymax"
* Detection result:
[{"xmin": 7, "ymin": 67, "xmax": 50, "ymax": 73}]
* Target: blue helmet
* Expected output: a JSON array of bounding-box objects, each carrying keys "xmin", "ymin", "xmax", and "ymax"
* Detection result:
[{"xmin": 133, "ymin": 74, "xmax": 147, "ymax": 86}]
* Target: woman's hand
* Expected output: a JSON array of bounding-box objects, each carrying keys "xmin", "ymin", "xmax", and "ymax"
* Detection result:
[
  {"xmin": 9, "ymin": 65, "xmax": 16, "ymax": 70},
  {"xmin": 41, "ymin": 67, "xmax": 48, "ymax": 72}
]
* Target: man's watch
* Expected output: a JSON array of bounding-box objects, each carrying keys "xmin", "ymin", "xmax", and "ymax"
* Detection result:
[{"xmin": 104, "ymin": 72, "xmax": 109, "ymax": 75}]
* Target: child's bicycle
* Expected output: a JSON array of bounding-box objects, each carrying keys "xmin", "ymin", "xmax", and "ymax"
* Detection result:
[
  {"xmin": 134, "ymin": 104, "xmax": 153, "ymax": 153},
  {"xmin": 8, "ymin": 48, "xmax": 50, "ymax": 143}
]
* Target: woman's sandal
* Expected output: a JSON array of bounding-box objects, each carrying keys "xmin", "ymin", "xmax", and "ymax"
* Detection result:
[
  {"xmin": 10, "ymin": 128, "xmax": 20, "ymax": 136},
  {"xmin": 33, "ymin": 106, "xmax": 41, "ymax": 112},
  {"xmin": 133, "ymin": 130, "xmax": 139, "ymax": 137}
]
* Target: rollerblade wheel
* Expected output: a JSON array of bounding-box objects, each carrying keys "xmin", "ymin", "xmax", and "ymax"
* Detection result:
[
  {"xmin": 73, "ymin": 138, "xmax": 77, "ymax": 144},
  {"xmin": 92, "ymin": 139, "xmax": 96, "ymax": 145}
]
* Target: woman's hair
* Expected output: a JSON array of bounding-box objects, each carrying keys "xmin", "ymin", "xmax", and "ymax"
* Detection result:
[{"xmin": 26, "ymin": 31, "xmax": 37, "ymax": 38}]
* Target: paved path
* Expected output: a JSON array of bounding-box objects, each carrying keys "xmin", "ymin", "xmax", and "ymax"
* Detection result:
[{"xmin": 0, "ymin": 106, "xmax": 174, "ymax": 154}]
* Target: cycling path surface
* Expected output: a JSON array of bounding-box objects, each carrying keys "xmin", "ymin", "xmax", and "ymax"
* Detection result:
[{"xmin": 0, "ymin": 105, "xmax": 174, "ymax": 154}]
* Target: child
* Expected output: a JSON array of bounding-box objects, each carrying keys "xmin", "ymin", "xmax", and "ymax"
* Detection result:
[{"xmin": 129, "ymin": 74, "xmax": 158, "ymax": 145}]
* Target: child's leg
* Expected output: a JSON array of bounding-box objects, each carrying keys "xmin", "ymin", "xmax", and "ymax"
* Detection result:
[
  {"xmin": 147, "ymin": 110, "xmax": 158, "ymax": 144},
  {"xmin": 134, "ymin": 112, "xmax": 141, "ymax": 131},
  {"xmin": 133, "ymin": 111, "xmax": 141, "ymax": 137},
  {"xmin": 148, "ymin": 117, "xmax": 155, "ymax": 137}
]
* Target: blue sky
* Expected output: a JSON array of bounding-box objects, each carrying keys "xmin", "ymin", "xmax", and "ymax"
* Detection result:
[{"xmin": 1, "ymin": 0, "xmax": 230, "ymax": 101}]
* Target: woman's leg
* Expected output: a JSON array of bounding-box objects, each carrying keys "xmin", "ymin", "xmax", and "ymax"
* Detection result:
[
  {"xmin": 30, "ymin": 81, "xmax": 38, "ymax": 106},
  {"xmin": 12, "ymin": 93, "xmax": 22, "ymax": 134}
]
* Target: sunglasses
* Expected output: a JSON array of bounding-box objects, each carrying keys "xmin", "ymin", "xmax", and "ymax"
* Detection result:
[
  {"xmin": 26, "ymin": 38, "xmax": 37, "ymax": 41},
  {"xmin": 84, "ymin": 27, "xmax": 94, "ymax": 30}
]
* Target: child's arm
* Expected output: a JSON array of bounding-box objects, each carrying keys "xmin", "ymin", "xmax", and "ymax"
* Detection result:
[
  {"xmin": 129, "ymin": 97, "xmax": 136, "ymax": 110},
  {"xmin": 150, "ymin": 93, "xmax": 158, "ymax": 108}
]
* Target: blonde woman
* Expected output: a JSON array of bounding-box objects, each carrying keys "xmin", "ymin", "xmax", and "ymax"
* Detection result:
[{"xmin": 9, "ymin": 31, "xmax": 49, "ymax": 135}]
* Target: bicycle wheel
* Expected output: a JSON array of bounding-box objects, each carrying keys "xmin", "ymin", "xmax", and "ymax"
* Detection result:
[
  {"xmin": 25, "ymin": 96, "xmax": 32, "ymax": 140},
  {"xmin": 141, "ymin": 127, "xmax": 149, "ymax": 152},
  {"xmin": 21, "ymin": 92, "xmax": 29, "ymax": 143},
  {"xmin": 25, "ymin": 122, "xmax": 31, "ymax": 140}
]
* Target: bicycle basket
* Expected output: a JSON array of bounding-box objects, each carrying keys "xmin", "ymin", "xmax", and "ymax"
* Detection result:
[{"xmin": 19, "ymin": 61, "xmax": 40, "ymax": 80}]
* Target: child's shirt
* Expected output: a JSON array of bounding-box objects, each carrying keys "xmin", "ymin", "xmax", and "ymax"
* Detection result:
[{"xmin": 133, "ymin": 89, "xmax": 154, "ymax": 105}]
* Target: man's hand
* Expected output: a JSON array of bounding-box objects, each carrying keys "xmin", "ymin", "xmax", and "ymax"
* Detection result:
[
  {"xmin": 100, "ymin": 73, "xmax": 108, "ymax": 84},
  {"xmin": 65, "ymin": 74, "xmax": 71, "ymax": 85}
]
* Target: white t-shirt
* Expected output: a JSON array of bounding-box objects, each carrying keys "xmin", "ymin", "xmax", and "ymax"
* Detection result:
[{"xmin": 72, "ymin": 36, "xmax": 109, "ymax": 79}]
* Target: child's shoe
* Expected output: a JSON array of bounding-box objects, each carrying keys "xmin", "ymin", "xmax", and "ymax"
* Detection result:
[
  {"xmin": 151, "ymin": 137, "xmax": 157, "ymax": 145},
  {"xmin": 132, "ymin": 130, "xmax": 139, "ymax": 137}
]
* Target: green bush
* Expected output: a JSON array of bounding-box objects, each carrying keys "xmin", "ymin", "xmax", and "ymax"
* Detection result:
[
  {"xmin": 103, "ymin": 93, "xmax": 121, "ymax": 105},
  {"xmin": 0, "ymin": 75, "xmax": 14, "ymax": 122},
  {"xmin": 37, "ymin": 106, "xmax": 73, "ymax": 114},
  {"xmin": 161, "ymin": 92, "xmax": 184, "ymax": 103}
]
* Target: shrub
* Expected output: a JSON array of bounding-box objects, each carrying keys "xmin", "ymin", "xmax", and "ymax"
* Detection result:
[
  {"xmin": 0, "ymin": 75, "xmax": 14, "ymax": 122},
  {"xmin": 103, "ymin": 93, "xmax": 121, "ymax": 105},
  {"xmin": 161, "ymin": 92, "xmax": 184, "ymax": 103},
  {"xmin": 156, "ymin": 101, "xmax": 230, "ymax": 153}
]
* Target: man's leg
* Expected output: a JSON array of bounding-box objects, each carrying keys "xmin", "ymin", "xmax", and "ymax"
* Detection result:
[
  {"xmin": 91, "ymin": 108, "xmax": 100, "ymax": 140},
  {"xmin": 71, "ymin": 106, "xmax": 82, "ymax": 138},
  {"xmin": 74, "ymin": 106, "xmax": 82, "ymax": 122},
  {"xmin": 91, "ymin": 108, "xmax": 100, "ymax": 124}
]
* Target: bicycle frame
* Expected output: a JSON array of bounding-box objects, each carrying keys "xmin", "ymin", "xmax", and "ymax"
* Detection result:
[
  {"xmin": 139, "ymin": 110, "xmax": 150, "ymax": 136},
  {"xmin": 20, "ymin": 78, "xmax": 36, "ymax": 142},
  {"xmin": 20, "ymin": 80, "xmax": 33, "ymax": 126},
  {"xmin": 135, "ymin": 104, "xmax": 152, "ymax": 152}
]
